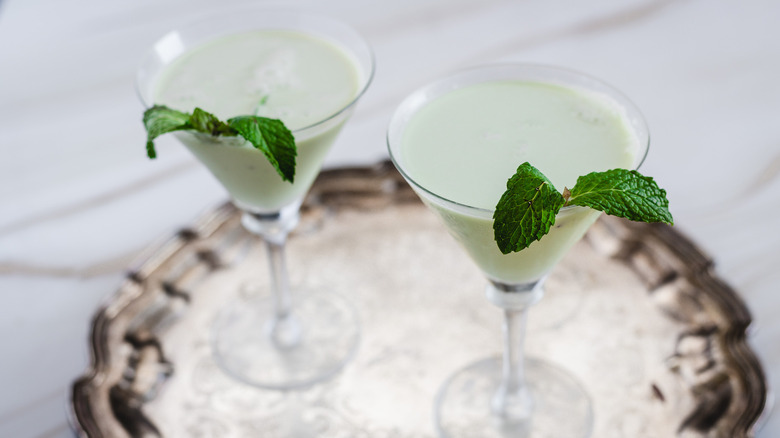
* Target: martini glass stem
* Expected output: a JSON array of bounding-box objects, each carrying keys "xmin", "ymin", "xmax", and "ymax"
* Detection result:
[
  {"xmin": 492, "ymin": 307, "xmax": 533, "ymax": 422},
  {"xmin": 265, "ymin": 236, "xmax": 292, "ymax": 313},
  {"xmin": 242, "ymin": 210, "xmax": 303, "ymax": 349},
  {"xmin": 486, "ymin": 281, "xmax": 542, "ymax": 426}
]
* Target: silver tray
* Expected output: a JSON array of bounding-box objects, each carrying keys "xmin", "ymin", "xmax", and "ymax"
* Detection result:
[{"xmin": 71, "ymin": 162, "xmax": 767, "ymax": 437}]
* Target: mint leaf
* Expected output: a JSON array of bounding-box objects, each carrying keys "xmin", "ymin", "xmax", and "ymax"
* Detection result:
[
  {"xmin": 493, "ymin": 162, "xmax": 565, "ymax": 254},
  {"xmin": 566, "ymin": 169, "xmax": 673, "ymax": 225},
  {"xmin": 142, "ymin": 105, "xmax": 191, "ymax": 158},
  {"xmin": 227, "ymin": 116, "xmax": 296, "ymax": 183},
  {"xmin": 188, "ymin": 108, "xmax": 237, "ymax": 137}
]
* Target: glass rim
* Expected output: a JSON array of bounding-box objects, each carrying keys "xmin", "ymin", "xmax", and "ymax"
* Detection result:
[
  {"xmin": 135, "ymin": 7, "xmax": 376, "ymax": 136},
  {"xmin": 386, "ymin": 62, "xmax": 650, "ymax": 216}
]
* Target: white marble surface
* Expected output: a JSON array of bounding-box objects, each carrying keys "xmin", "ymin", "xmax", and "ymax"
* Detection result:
[{"xmin": 1, "ymin": 0, "xmax": 778, "ymax": 436}]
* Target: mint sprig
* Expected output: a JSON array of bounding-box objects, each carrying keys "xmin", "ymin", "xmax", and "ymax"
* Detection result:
[
  {"xmin": 493, "ymin": 162, "xmax": 673, "ymax": 254},
  {"xmin": 142, "ymin": 105, "xmax": 296, "ymax": 183}
]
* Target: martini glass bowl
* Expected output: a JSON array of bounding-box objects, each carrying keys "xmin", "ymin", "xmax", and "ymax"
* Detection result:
[
  {"xmin": 387, "ymin": 64, "xmax": 648, "ymax": 437},
  {"xmin": 137, "ymin": 8, "xmax": 374, "ymax": 390}
]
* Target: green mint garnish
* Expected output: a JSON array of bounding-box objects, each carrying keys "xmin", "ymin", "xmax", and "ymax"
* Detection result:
[
  {"xmin": 142, "ymin": 105, "xmax": 296, "ymax": 183},
  {"xmin": 493, "ymin": 163, "xmax": 565, "ymax": 254},
  {"xmin": 493, "ymin": 162, "xmax": 673, "ymax": 254},
  {"xmin": 565, "ymin": 168, "xmax": 673, "ymax": 224},
  {"xmin": 142, "ymin": 106, "xmax": 190, "ymax": 159},
  {"xmin": 253, "ymin": 95, "xmax": 269, "ymax": 115},
  {"xmin": 188, "ymin": 107, "xmax": 235, "ymax": 136},
  {"xmin": 227, "ymin": 116, "xmax": 296, "ymax": 184}
]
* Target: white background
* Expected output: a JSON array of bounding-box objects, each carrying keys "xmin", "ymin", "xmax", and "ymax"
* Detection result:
[{"xmin": 1, "ymin": 0, "xmax": 778, "ymax": 436}]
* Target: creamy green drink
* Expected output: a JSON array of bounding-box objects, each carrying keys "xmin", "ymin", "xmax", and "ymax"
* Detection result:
[
  {"xmin": 154, "ymin": 30, "xmax": 362, "ymax": 212},
  {"xmin": 399, "ymin": 80, "xmax": 639, "ymax": 283},
  {"xmin": 138, "ymin": 10, "xmax": 375, "ymax": 391},
  {"xmin": 388, "ymin": 65, "xmax": 666, "ymax": 437}
]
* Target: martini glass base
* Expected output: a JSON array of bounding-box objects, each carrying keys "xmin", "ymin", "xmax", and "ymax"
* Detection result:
[
  {"xmin": 435, "ymin": 357, "xmax": 593, "ymax": 438},
  {"xmin": 211, "ymin": 287, "xmax": 359, "ymax": 390}
]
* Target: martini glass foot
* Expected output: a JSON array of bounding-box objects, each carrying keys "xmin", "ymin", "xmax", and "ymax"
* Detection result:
[
  {"xmin": 435, "ymin": 357, "xmax": 593, "ymax": 438},
  {"xmin": 212, "ymin": 287, "xmax": 359, "ymax": 390}
]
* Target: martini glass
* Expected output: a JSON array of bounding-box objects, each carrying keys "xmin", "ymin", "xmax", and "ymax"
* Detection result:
[
  {"xmin": 387, "ymin": 64, "xmax": 649, "ymax": 437},
  {"xmin": 137, "ymin": 9, "xmax": 374, "ymax": 389}
]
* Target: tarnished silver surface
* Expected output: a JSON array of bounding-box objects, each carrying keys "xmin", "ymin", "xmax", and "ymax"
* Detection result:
[{"xmin": 71, "ymin": 162, "xmax": 767, "ymax": 437}]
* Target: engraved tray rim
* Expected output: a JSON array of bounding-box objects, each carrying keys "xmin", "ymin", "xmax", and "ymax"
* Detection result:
[{"xmin": 70, "ymin": 161, "xmax": 769, "ymax": 437}]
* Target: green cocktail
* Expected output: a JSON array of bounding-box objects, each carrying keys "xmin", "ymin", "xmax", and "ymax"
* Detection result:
[
  {"xmin": 400, "ymin": 80, "xmax": 638, "ymax": 283},
  {"xmin": 137, "ymin": 9, "xmax": 374, "ymax": 390},
  {"xmin": 388, "ymin": 64, "xmax": 649, "ymax": 438},
  {"xmin": 154, "ymin": 29, "xmax": 363, "ymax": 213}
]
